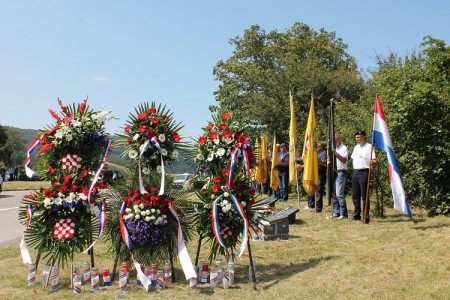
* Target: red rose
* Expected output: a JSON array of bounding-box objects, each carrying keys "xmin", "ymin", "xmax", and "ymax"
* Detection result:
[
  {"xmin": 212, "ymin": 184, "xmax": 219, "ymax": 193},
  {"xmin": 250, "ymin": 187, "xmax": 256, "ymax": 195},
  {"xmin": 43, "ymin": 189, "xmax": 53, "ymax": 198},
  {"xmin": 209, "ymin": 132, "xmax": 218, "ymax": 140},
  {"xmin": 223, "ymin": 131, "xmax": 233, "ymax": 139},
  {"xmin": 135, "ymin": 200, "xmax": 141, "ymax": 205},
  {"xmin": 148, "ymin": 107, "xmax": 157, "ymax": 114},
  {"xmin": 219, "ymin": 123, "xmax": 227, "ymax": 131},
  {"xmin": 137, "ymin": 113, "xmax": 147, "ymax": 120},
  {"xmin": 206, "ymin": 123, "xmax": 214, "ymax": 130},
  {"xmin": 172, "ymin": 134, "xmax": 180, "ymax": 143},
  {"xmin": 222, "ymin": 169, "xmax": 230, "ymax": 177},
  {"xmin": 213, "ymin": 176, "xmax": 221, "ymax": 184},
  {"xmin": 161, "ymin": 208, "xmax": 169, "ymax": 215},
  {"xmin": 222, "ymin": 112, "xmax": 231, "ymax": 120},
  {"xmin": 150, "ymin": 187, "xmax": 157, "ymax": 194},
  {"xmin": 147, "ymin": 129, "xmax": 156, "ymax": 137},
  {"xmin": 198, "ymin": 136, "xmax": 206, "ymax": 144},
  {"xmin": 127, "ymin": 137, "xmax": 132, "ymax": 144},
  {"xmin": 59, "ymin": 185, "xmax": 68, "ymax": 193},
  {"xmin": 151, "ymin": 118, "xmax": 160, "ymax": 124},
  {"xmin": 238, "ymin": 135, "xmax": 248, "ymax": 143},
  {"xmin": 249, "ymin": 198, "xmax": 256, "ymax": 206},
  {"xmin": 133, "ymin": 192, "xmax": 140, "ymax": 199},
  {"xmin": 124, "ymin": 125, "xmax": 131, "ymax": 133},
  {"xmin": 138, "ymin": 127, "xmax": 146, "ymax": 133},
  {"xmin": 70, "ymin": 185, "xmax": 79, "ymax": 192}
]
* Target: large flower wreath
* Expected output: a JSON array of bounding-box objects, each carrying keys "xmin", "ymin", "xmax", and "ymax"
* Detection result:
[
  {"xmin": 104, "ymin": 102, "xmax": 196, "ymax": 290},
  {"xmin": 19, "ymin": 98, "xmax": 112, "ymax": 268},
  {"xmin": 192, "ymin": 113, "xmax": 264, "ymax": 261}
]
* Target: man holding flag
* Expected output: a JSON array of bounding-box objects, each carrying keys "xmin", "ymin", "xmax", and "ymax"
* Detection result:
[
  {"xmin": 350, "ymin": 130, "xmax": 376, "ymax": 223},
  {"xmin": 372, "ymin": 95, "xmax": 412, "ymax": 218}
]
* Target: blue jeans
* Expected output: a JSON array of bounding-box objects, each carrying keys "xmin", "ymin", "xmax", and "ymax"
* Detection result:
[
  {"xmin": 278, "ymin": 172, "xmax": 289, "ymax": 201},
  {"xmin": 333, "ymin": 171, "xmax": 348, "ymax": 217}
]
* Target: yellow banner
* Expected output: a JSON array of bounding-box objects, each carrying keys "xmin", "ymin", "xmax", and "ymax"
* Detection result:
[{"xmin": 302, "ymin": 96, "xmax": 319, "ymax": 196}]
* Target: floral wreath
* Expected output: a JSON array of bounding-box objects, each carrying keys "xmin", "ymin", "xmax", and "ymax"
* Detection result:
[
  {"xmin": 19, "ymin": 98, "xmax": 112, "ymax": 268},
  {"xmin": 104, "ymin": 102, "xmax": 196, "ymax": 290}
]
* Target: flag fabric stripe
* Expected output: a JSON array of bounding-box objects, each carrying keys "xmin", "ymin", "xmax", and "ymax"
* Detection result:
[
  {"xmin": 372, "ymin": 96, "xmax": 412, "ymax": 218},
  {"xmin": 270, "ymin": 134, "xmax": 279, "ymax": 191}
]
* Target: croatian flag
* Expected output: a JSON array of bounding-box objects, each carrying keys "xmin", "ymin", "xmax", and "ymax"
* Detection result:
[{"xmin": 372, "ymin": 95, "xmax": 412, "ymax": 218}]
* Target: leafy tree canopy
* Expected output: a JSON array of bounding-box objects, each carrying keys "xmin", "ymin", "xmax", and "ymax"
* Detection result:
[{"xmin": 211, "ymin": 22, "xmax": 364, "ymax": 142}]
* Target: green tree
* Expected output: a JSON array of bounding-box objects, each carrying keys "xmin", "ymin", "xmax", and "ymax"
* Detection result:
[
  {"xmin": 370, "ymin": 36, "xmax": 450, "ymax": 215},
  {"xmin": 2, "ymin": 127, "xmax": 26, "ymax": 167},
  {"xmin": 0, "ymin": 125, "xmax": 8, "ymax": 162},
  {"xmin": 212, "ymin": 22, "xmax": 364, "ymax": 142}
]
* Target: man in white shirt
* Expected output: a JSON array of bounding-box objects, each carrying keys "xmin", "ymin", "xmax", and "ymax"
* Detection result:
[
  {"xmin": 351, "ymin": 131, "xmax": 376, "ymax": 223},
  {"xmin": 332, "ymin": 133, "xmax": 348, "ymax": 219}
]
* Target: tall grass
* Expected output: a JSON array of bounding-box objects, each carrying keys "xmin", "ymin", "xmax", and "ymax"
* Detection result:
[{"xmin": 1, "ymin": 194, "xmax": 449, "ymax": 300}]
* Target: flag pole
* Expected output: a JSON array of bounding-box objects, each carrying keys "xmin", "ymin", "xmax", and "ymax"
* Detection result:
[
  {"xmin": 294, "ymin": 143, "xmax": 300, "ymax": 209},
  {"xmin": 326, "ymin": 99, "xmax": 336, "ymax": 208},
  {"xmin": 363, "ymin": 145, "xmax": 374, "ymax": 224}
]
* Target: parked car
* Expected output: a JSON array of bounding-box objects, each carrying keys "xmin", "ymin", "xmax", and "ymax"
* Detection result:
[
  {"xmin": 18, "ymin": 170, "xmax": 40, "ymax": 181},
  {"xmin": 101, "ymin": 170, "xmax": 124, "ymax": 185},
  {"xmin": 0, "ymin": 175, "xmax": 3, "ymax": 193},
  {"xmin": 173, "ymin": 173, "xmax": 194, "ymax": 189}
]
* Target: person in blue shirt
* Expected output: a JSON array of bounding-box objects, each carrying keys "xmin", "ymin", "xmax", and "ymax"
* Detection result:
[{"xmin": 277, "ymin": 143, "xmax": 289, "ymax": 202}]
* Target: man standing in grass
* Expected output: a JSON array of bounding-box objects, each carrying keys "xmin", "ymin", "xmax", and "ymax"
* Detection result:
[
  {"xmin": 351, "ymin": 131, "xmax": 376, "ymax": 223},
  {"xmin": 332, "ymin": 133, "xmax": 349, "ymax": 219}
]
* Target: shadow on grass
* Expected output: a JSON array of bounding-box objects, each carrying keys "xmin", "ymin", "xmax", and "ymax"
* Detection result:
[
  {"xmin": 413, "ymin": 223, "xmax": 449, "ymax": 230},
  {"xmin": 237, "ymin": 255, "xmax": 337, "ymax": 291},
  {"xmin": 377, "ymin": 214, "xmax": 425, "ymax": 224}
]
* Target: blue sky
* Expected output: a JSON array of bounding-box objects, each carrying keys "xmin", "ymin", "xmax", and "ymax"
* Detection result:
[{"xmin": 1, "ymin": 1, "xmax": 449, "ymax": 139}]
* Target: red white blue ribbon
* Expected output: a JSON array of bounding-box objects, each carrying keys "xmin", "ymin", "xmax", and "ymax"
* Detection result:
[
  {"xmin": 119, "ymin": 202, "xmax": 151, "ymax": 290},
  {"xmin": 88, "ymin": 140, "xmax": 112, "ymax": 203},
  {"xmin": 226, "ymin": 139, "xmax": 252, "ymax": 187},
  {"xmin": 20, "ymin": 204, "xmax": 35, "ymax": 264},
  {"xmin": 138, "ymin": 138, "xmax": 165, "ymax": 196},
  {"xmin": 211, "ymin": 187, "xmax": 249, "ymax": 258},
  {"xmin": 167, "ymin": 200, "xmax": 197, "ymax": 280},
  {"xmin": 24, "ymin": 135, "xmax": 42, "ymax": 178},
  {"xmin": 84, "ymin": 199, "xmax": 107, "ymax": 253}
]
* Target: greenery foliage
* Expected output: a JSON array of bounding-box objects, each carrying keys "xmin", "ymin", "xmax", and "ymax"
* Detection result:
[{"xmin": 370, "ymin": 36, "xmax": 450, "ymax": 215}]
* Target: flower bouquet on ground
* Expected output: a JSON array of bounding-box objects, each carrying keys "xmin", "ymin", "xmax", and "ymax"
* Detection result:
[{"xmin": 19, "ymin": 98, "xmax": 112, "ymax": 269}]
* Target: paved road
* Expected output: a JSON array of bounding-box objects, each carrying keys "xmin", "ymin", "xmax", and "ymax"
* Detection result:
[{"xmin": 0, "ymin": 190, "xmax": 29, "ymax": 247}]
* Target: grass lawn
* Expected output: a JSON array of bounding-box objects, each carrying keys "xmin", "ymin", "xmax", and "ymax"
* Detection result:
[{"xmin": 1, "ymin": 193, "xmax": 449, "ymax": 300}]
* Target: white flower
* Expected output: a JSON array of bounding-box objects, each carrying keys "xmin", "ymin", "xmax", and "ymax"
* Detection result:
[
  {"xmin": 78, "ymin": 193, "xmax": 88, "ymax": 201},
  {"xmin": 171, "ymin": 150, "xmax": 179, "ymax": 159},
  {"xmin": 128, "ymin": 150, "xmax": 138, "ymax": 159},
  {"xmin": 162, "ymin": 214, "xmax": 167, "ymax": 219},
  {"xmin": 149, "ymin": 216, "xmax": 156, "ymax": 221},
  {"xmin": 225, "ymin": 138, "xmax": 234, "ymax": 144},
  {"xmin": 210, "ymin": 194, "xmax": 216, "ymax": 200},
  {"xmin": 43, "ymin": 198, "xmax": 51, "ymax": 207},
  {"xmin": 156, "ymin": 209, "xmax": 160, "ymax": 214},
  {"xmin": 90, "ymin": 204, "xmax": 100, "ymax": 217},
  {"xmin": 241, "ymin": 201, "xmax": 247, "ymax": 207},
  {"xmin": 161, "ymin": 148, "xmax": 168, "ymax": 156},
  {"xmin": 126, "ymin": 213, "xmax": 134, "ymax": 220},
  {"xmin": 133, "ymin": 134, "xmax": 140, "ymax": 141},
  {"xmin": 213, "ymin": 138, "xmax": 220, "ymax": 145},
  {"xmin": 196, "ymin": 153, "xmax": 204, "ymax": 160},
  {"xmin": 207, "ymin": 152, "xmax": 214, "ymax": 161},
  {"xmin": 150, "ymin": 208, "xmax": 155, "ymax": 213},
  {"xmin": 125, "ymin": 208, "xmax": 132, "ymax": 213},
  {"xmin": 142, "ymin": 167, "xmax": 150, "ymax": 175},
  {"xmin": 156, "ymin": 166, "xmax": 162, "ymax": 173},
  {"xmin": 139, "ymin": 203, "xmax": 144, "ymax": 209},
  {"xmin": 216, "ymin": 148, "xmax": 226, "ymax": 157},
  {"xmin": 135, "ymin": 214, "xmax": 141, "ymax": 220},
  {"xmin": 135, "ymin": 209, "xmax": 141, "ymax": 214},
  {"xmin": 71, "ymin": 119, "xmax": 82, "ymax": 127},
  {"xmin": 156, "ymin": 217, "xmax": 163, "ymax": 224},
  {"xmin": 145, "ymin": 210, "xmax": 150, "ymax": 216},
  {"xmin": 145, "ymin": 216, "xmax": 151, "ymax": 222},
  {"xmin": 69, "ymin": 192, "xmax": 77, "ymax": 200},
  {"xmin": 222, "ymin": 200, "xmax": 229, "ymax": 205},
  {"xmin": 158, "ymin": 134, "xmax": 166, "ymax": 142},
  {"xmin": 223, "ymin": 192, "xmax": 229, "ymax": 198},
  {"xmin": 133, "ymin": 205, "xmax": 139, "ymax": 210},
  {"xmin": 92, "ymin": 110, "xmax": 112, "ymax": 125},
  {"xmin": 222, "ymin": 206, "xmax": 229, "ymax": 213}
]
